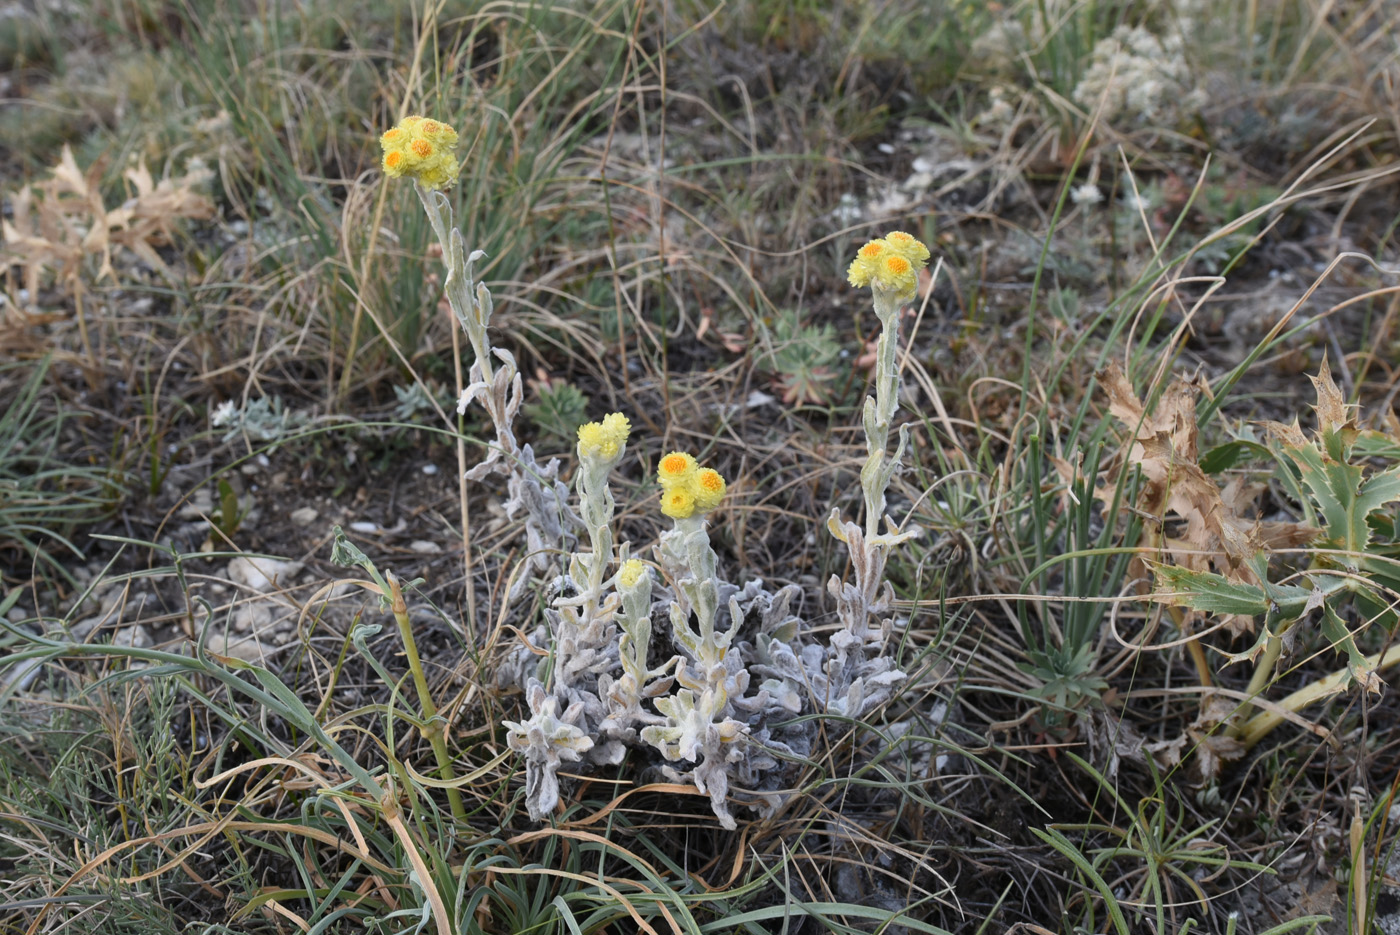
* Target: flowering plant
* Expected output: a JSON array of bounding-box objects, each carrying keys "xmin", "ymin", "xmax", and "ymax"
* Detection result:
[{"xmin": 376, "ymin": 130, "xmax": 939, "ymax": 827}]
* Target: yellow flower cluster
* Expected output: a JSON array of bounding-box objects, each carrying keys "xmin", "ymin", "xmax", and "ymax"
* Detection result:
[
  {"xmin": 577, "ymin": 412, "xmax": 631, "ymax": 461},
  {"xmin": 656, "ymin": 451, "xmax": 726, "ymax": 519},
  {"xmin": 846, "ymin": 230, "xmax": 931, "ymax": 302},
  {"xmin": 617, "ymin": 558, "xmax": 648, "ymax": 590},
  {"xmin": 379, "ymin": 116, "xmax": 461, "ymax": 191}
]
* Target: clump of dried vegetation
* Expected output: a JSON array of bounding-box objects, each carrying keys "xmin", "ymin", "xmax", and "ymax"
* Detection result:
[{"xmin": 2, "ymin": 0, "xmax": 1400, "ymax": 932}]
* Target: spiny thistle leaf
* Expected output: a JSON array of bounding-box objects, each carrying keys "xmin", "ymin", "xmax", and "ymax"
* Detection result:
[
  {"xmin": 1266, "ymin": 368, "xmax": 1400, "ymax": 564},
  {"xmin": 1154, "ymin": 564, "xmax": 1313, "ymax": 619},
  {"xmin": 1320, "ymin": 604, "xmax": 1382, "ymax": 694}
]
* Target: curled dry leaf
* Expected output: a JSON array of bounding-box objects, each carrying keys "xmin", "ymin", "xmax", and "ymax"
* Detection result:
[
  {"xmin": 1098, "ymin": 363, "xmax": 1317, "ymax": 637},
  {"xmin": 2, "ymin": 145, "xmax": 214, "ymax": 301}
]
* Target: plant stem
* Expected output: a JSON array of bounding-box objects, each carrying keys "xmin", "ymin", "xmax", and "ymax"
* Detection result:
[
  {"xmin": 1239, "ymin": 641, "xmax": 1400, "ymax": 749},
  {"xmin": 1242, "ymin": 632, "xmax": 1283, "ymax": 705},
  {"xmin": 1167, "ymin": 606, "xmax": 1213, "ymax": 689},
  {"xmin": 388, "ymin": 572, "xmax": 467, "ymax": 822}
]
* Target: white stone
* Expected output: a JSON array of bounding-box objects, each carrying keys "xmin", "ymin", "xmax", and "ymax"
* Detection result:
[
  {"xmin": 232, "ymin": 601, "xmax": 274, "ymax": 633},
  {"xmin": 290, "ymin": 506, "xmax": 319, "ymax": 526},
  {"xmin": 176, "ymin": 488, "xmax": 216, "ymax": 520},
  {"xmin": 409, "ymin": 540, "xmax": 442, "ymax": 554},
  {"xmin": 207, "ymin": 633, "xmax": 267, "ymax": 663},
  {"xmin": 228, "ymin": 556, "xmax": 303, "ymax": 593}
]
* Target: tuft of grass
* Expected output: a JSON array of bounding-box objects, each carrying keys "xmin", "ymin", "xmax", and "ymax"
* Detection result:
[{"xmin": 0, "ymin": 357, "xmax": 122, "ymax": 592}]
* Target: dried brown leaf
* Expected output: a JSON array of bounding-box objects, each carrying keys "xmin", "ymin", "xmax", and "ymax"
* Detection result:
[
  {"xmin": 1100, "ymin": 362, "xmax": 1144, "ymax": 428},
  {"xmin": 2, "ymin": 148, "xmax": 213, "ymax": 298},
  {"xmin": 1310, "ymin": 355, "xmax": 1352, "ymax": 435}
]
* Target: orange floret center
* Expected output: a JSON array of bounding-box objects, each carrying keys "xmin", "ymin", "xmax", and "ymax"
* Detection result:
[
  {"xmin": 887, "ymin": 231, "xmax": 914, "ymax": 245},
  {"xmin": 660, "ymin": 455, "xmax": 690, "ymax": 475},
  {"xmin": 884, "ymin": 256, "xmax": 911, "ymax": 275},
  {"xmin": 698, "ymin": 471, "xmax": 723, "ymax": 493},
  {"xmin": 859, "ymin": 242, "xmax": 884, "ymax": 259},
  {"xmin": 383, "ymin": 128, "xmax": 402, "ymax": 141},
  {"xmin": 420, "ymin": 120, "xmax": 440, "ymax": 133},
  {"xmin": 385, "ymin": 151, "xmax": 403, "ymax": 168},
  {"xmin": 411, "ymin": 139, "xmax": 433, "ymax": 157}
]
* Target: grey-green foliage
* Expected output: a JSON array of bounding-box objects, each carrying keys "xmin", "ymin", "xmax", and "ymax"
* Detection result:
[
  {"xmin": 524, "ymin": 381, "xmax": 590, "ymax": 444},
  {"xmin": 0, "ymin": 676, "xmax": 208, "ymax": 934},
  {"xmin": 209, "ymin": 394, "xmax": 310, "ymax": 446},
  {"xmin": 755, "ymin": 309, "xmax": 844, "ymax": 405}
]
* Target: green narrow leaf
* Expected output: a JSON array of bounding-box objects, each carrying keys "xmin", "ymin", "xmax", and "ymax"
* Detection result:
[
  {"xmin": 1199, "ymin": 440, "xmax": 1270, "ymax": 474},
  {"xmin": 1031, "ymin": 827, "xmax": 1131, "ymax": 935},
  {"xmin": 329, "ymin": 525, "xmax": 371, "ymax": 568}
]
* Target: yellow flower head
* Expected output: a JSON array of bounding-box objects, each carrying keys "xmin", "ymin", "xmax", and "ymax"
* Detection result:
[
  {"xmin": 883, "ymin": 231, "xmax": 932, "ymax": 266},
  {"xmin": 660, "ymin": 486, "xmax": 697, "ymax": 519},
  {"xmin": 600, "ymin": 412, "xmax": 630, "ymax": 442},
  {"xmin": 380, "ymin": 115, "xmax": 461, "ymax": 191},
  {"xmin": 617, "ymin": 558, "xmax": 648, "ymax": 591},
  {"xmin": 846, "ymin": 239, "xmax": 885, "ymax": 288},
  {"xmin": 691, "ymin": 467, "xmax": 726, "ymax": 512},
  {"xmin": 577, "ymin": 411, "xmax": 631, "ymax": 462},
  {"xmin": 847, "ymin": 232, "xmax": 929, "ymax": 301},
  {"xmin": 657, "ymin": 451, "xmax": 698, "ymax": 488}
]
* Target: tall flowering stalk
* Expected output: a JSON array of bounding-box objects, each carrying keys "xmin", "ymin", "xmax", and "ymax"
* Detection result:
[
  {"xmin": 504, "ymin": 414, "xmax": 641, "ymax": 820},
  {"xmin": 380, "ymin": 116, "xmax": 576, "ymax": 598},
  {"xmin": 641, "ymin": 453, "xmax": 749, "ymax": 828},
  {"xmin": 823, "ymin": 232, "xmax": 931, "ymax": 710},
  {"xmin": 549, "ymin": 413, "xmax": 631, "ymax": 695}
]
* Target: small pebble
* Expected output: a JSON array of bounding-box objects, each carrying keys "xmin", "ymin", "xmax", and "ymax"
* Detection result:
[
  {"xmin": 349, "ymin": 521, "xmax": 379, "ymax": 534},
  {"xmin": 290, "ymin": 507, "xmax": 318, "ymax": 526},
  {"xmin": 421, "ymin": 464, "xmax": 439, "ymax": 475},
  {"xmin": 207, "ymin": 633, "xmax": 267, "ymax": 663},
  {"xmin": 228, "ymin": 557, "xmax": 303, "ymax": 593},
  {"xmin": 410, "ymin": 540, "xmax": 442, "ymax": 554}
]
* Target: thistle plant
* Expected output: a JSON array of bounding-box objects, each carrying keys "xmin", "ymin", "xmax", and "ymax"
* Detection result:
[{"xmin": 381, "ymin": 116, "xmax": 577, "ymax": 597}]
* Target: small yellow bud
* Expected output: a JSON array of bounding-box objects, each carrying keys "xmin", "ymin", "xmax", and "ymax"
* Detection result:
[
  {"xmin": 883, "ymin": 230, "xmax": 931, "ymax": 266},
  {"xmin": 660, "ymin": 486, "xmax": 697, "ymax": 519},
  {"xmin": 577, "ymin": 411, "xmax": 630, "ymax": 461},
  {"xmin": 600, "ymin": 412, "xmax": 630, "ymax": 443},
  {"xmin": 657, "ymin": 451, "xmax": 697, "ymax": 488},
  {"xmin": 617, "ymin": 559, "xmax": 648, "ymax": 590},
  {"xmin": 691, "ymin": 467, "xmax": 726, "ymax": 512}
]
